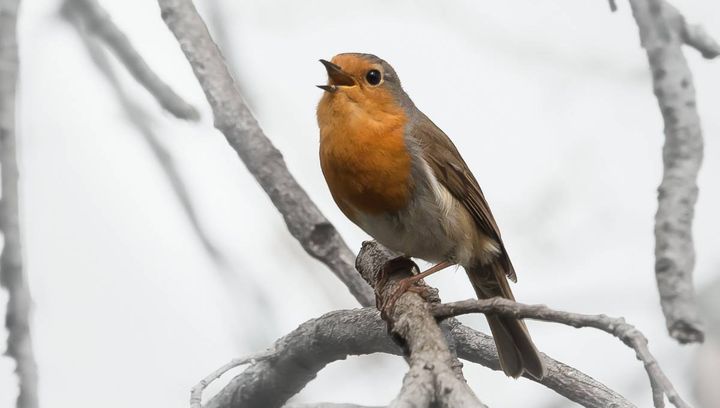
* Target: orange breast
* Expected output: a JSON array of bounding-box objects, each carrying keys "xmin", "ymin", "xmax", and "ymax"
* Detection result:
[{"xmin": 317, "ymin": 90, "xmax": 412, "ymax": 220}]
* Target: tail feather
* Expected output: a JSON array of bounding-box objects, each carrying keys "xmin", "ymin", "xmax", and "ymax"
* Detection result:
[{"xmin": 467, "ymin": 262, "xmax": 546, "ymax": 380}]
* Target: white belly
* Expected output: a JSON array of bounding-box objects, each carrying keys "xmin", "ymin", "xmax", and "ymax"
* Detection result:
[{"xmin": 351, "ymin": 160, "xmax": 494, "ymax": 267}]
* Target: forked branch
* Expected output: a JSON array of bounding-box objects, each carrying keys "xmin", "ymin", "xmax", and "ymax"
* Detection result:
[{"xmin": 627, "ymin": 0, "xmax": 717, "ymax": 344}]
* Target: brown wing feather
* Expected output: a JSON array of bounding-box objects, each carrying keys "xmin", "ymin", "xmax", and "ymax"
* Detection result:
[{"xmin": 410, "ymin": 112, "xmax": 516, "ymax": 282}]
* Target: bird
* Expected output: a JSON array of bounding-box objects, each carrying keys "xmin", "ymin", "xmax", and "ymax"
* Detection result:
[{"xmin": 316, "ymin": 53, "xmax": 545, "ymax": 380}]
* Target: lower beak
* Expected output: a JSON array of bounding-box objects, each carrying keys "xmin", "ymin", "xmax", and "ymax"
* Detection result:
[{"xmin": 317, "ymin": 59, "xmax": 356, "ymax": 92}]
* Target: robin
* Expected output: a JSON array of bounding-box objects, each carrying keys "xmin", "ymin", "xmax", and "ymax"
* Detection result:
[{"xmin": 316, "ymin": 53, "xmax": 545, "ymax": 380}]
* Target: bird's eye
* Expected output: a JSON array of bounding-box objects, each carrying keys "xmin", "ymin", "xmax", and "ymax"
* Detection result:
[{"xmin": 365, "ymin": 69, "xmax": 382, "ymax": 86}]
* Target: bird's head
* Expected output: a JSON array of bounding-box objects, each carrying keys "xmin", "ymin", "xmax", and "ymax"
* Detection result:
[{"xmin": 317, "ymin": 53, "xmax": 405, "ymax": 108}]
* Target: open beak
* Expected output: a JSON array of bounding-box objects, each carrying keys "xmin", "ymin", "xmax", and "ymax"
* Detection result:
[{"xmin": 317, "ymin": 59, "xmax": 356, "ymax": 92}]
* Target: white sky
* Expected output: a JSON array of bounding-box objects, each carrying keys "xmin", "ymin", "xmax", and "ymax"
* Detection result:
[{"xmin": 1, "ymin": 0, "xmax": 719, "ymax": 407}]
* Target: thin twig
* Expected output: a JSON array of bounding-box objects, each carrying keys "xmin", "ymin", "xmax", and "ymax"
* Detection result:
[
  {"xmin": 433, "ymin": 298, "xmax": 690, "ymax": 408},
  {"xmin": 62, "ymin": 0, "xmax": 278, "ymax": 347},
  {"xmin": 67, "ymin": 0, "xmax": 199, "ymax": 120},
  {"xmin": 62, "ymin": 0, "xmax": 226, "ymax": 264},
  {"xmin": 0, "ymin": 1, "xmax": 39, "ymax": 407},
  {"xmin": 627, "ymin": 0, "xmax": 710, "ymax": 344},
  {"xmin": 609, "ymin": 0, "xmax": 618, "ymax": 12},
  {"xmin": 157, "ymin": 0, "xmax": 375, "ymax": 306},
  {"xmin": 190, "ymin": 351, "xmax": 273, "ymax": 408}
]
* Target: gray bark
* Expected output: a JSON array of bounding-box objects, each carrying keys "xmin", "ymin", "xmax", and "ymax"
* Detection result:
[
  {"xmin": 154, "ymin": 2, "xmax": 703, "ymax": 407},
  {"xmin": 355, "ymin": 243, "xmax": 485, "ymax": 407},
  {"xmin": 157, "ymin": 0, "xmax": 375, "ymax": 306},
  {"xmin": 0, "ymin": 1, "xmax": 39, "ymax": 407},
  {"xmin": 62, "ymin": 0, "xmax": 226, "ymax": 265},
  {"xmin": 435, "ymin": 298, "xmax": 689, "ymax": 408},
  {"xmin": 628, "ymin": 0, "xmax": 711, "ymax": 344},
  {"xmin": 67, "ymin": 0, "xmax": 199, "ymax": 120},
  {"xmin": 201, "ymin": 243, "xmax": 634, "ymax": 408}
]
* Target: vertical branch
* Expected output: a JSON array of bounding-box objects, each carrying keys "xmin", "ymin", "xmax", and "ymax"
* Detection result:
[
  {"xmin": 628, "ymin": 0, "xmax": 710, "ymax": 343},
  {"xmin": 0, "ymin": 1, "xmax": 39, "ymax": 407}
]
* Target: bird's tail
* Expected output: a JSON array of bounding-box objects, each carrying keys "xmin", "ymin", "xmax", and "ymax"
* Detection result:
[{"xmin": 466, "ymin": 262, "xmax": 546, "ymax": 379}]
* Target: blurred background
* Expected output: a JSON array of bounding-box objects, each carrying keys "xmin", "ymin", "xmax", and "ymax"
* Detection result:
[{"xmin": 1, "ymin": 0, "xmax": 719, "ymax": 407}]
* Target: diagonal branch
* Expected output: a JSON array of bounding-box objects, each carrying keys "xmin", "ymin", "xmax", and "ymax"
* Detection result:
[
  {"xmin": 627, "ymin": 0, "xmax": 713, "ymax": 344},
  {"xmin": 203, "ymin": 308, "xmax": 398, "ymax": 408},
  {"xmin": 156, "ymin": 0, "xmax": 375, "ymax": 306},
  {"xmin": 62, "ymin": 0, "xmax": 226, "ymax": 265},
  {"xmin": 67, "ymin": 0, "xmax": 199, "ymax": 120},
  {"xmin": 0, "ymin": 1, "xmax": 39, "ymax": 407},
  {"xmin": 434, "ymin": 298, "xmax": 689, "ymax": 408}
]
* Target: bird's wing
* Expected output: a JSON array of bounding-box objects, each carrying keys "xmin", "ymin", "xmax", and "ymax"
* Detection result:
[{"xmin": 409, "ymin": 112, "xmax": 516, "ymax": 282}]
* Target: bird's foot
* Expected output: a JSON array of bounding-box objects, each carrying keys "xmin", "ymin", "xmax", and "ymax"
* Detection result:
[
  {"xmin": 380, "ymin": 275, "xmax": 432, "ymax": 319},
  {"xmin": 376, "ymin": 256, "xmax": 415, "ymax": 312},
  {"xmin": 378, "ymin": 258, "xmax": 452, "ymax": 319}
]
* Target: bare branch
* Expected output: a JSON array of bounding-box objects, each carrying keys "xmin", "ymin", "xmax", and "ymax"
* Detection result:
[
  {"xmin": 434, "ymin": 298, "xmax": 689, "ymax": 408},
  {"xmin": 662, "ymin": 3, "xmax": 720, "ymax": 59},
  {"xmin": 358, "ymin": 242, "xmax": 636, "ymax": 408},
  {"xmin": 66, "ymin": 0, "xmax": 199, "ymax": 120},
  {"xmin": 627, "ymin": 0, "xmax": 709, "ymax": 344},
  {"xmin": 203, "ymin": 0, "xmax": 250, "ymax": 99},
  {"xmin": 449, "ymin": 323, "xmax": 636, "ymax": 408},
  {"xmin": 203, "ymin": 306, "xmax": 634, "ymax": 408},
  {"xmin": 355, "ymin": 243, "xmax": 486, "ymax": 407},
  {"xmin": 62, "ymin": 0, "xmax": 227, "ymax": 265},
  {"xmin": 0, "ymin": 1, "xmax": 39, "ymax": 407},
  {"xmin": 191, "ymin": 352, "xmax": 273, "ymax": 408},
  {"xmin": 156, "ymin": 0, "xmax": 375, "ymax": 306},
  {"xmin": 204, "ymin": 308, "xmax": 397, "ymax": 408},
  {"xmin": 609, "ymin": 0, "xmax": 618, "ymax": 12}
]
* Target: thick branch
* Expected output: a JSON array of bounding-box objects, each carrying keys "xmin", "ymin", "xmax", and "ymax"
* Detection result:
[
  {"xmin": 202, "ymin": 307, "xmax": 634, "ymax": 408},
  {"xmin": 356, "ymin": 243, "xmax": 485, "ymax": 407},
  {"xmin": 66, "ymin": 0, "xmax": 199, "ymax": 120},
  {"xmin": 204, "ymin": 308, "xmax": 397, "ymax": 408},
  {"xmin": 434, "ymin": 298, "xmax": 689, "ymax": 408},
  {"xmin": 157, "ymin": 0, "xmax": 374, "ymax": 306},
  {"xmin": 0, "ymin": 1, "xmax": 39, "ymax": 407},
  {"xmin": 664, "ymin": 3, "xmax": 720, "ymax": 59},
  {"xmin": 628, "ymin": 0, "xmax": 708, "ymax": 344}
]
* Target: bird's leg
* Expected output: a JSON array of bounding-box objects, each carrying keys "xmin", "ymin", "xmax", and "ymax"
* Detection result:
[
  {"xmin": 381, "ymin": 260, "xmax": 453, "ymax": 317},
  {"xmin": 376, "ymin": 256, "xmax": 416, "ymax": 310}
]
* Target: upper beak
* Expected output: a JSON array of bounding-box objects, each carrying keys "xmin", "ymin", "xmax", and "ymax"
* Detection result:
[{"xmin": 317, "ymin": 59, "xmax": 356, "ymax": 92}]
